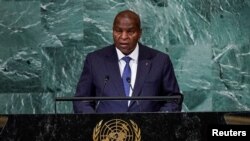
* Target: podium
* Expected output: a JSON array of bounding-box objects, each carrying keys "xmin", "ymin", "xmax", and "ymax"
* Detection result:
[{"xmin": 1, "ymin": 112, "xmax": 250, "ymax": 141}]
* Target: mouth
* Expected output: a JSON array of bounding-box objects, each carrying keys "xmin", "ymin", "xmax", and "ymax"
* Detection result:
[{"xmin": 119, "ymin": 43, "xmax": 129, "ymax": 48}]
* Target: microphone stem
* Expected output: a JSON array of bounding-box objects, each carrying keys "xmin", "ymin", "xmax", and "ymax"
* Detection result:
[
  {"xmin": 127, "ymin": 78, "xmax": 141, "ymax": 112},
  {"xmin": 95, "ymin": 76, "xmax": 109, "ymax": 112}
]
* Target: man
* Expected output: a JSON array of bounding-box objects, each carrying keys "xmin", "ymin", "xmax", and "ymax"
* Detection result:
[{"xmin": 73, "ymin": 10, "xmax": 182, "ymax": 113}]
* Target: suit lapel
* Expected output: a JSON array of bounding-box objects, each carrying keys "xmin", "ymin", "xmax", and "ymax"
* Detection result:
[
  {"xmin": 132, "ymin": 44, "xmax": 152, "ymax": 97},
  {"xmin": 104, "ymin": 46, "xmax": 126, "ymax": 97}
]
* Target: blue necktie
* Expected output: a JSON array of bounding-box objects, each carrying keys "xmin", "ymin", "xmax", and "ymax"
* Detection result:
[{"xmin": 122, "ymin": 56, "xmax": 131, "ymax": 97}]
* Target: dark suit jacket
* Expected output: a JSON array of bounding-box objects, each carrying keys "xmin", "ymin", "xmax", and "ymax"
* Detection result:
[{"xmin": 73, "ymin": 43, "xmax": 182, "ymax": 113}]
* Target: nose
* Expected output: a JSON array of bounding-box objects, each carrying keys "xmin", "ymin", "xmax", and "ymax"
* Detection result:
[{"xmin": 121, "ymin": 31, "xmax": 129, "ymax": 40}]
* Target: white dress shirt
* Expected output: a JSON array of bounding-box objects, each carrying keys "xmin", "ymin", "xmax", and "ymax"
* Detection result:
[{"xmin": 116, "ymin": 44, "xmax": 139, "ymax": 105}]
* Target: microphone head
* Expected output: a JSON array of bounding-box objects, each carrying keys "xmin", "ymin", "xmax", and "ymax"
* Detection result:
[
  {"xmin": 126, "ymin": 77, "xmax": 131, "ymax": 83},
  {"xmin": 105, "ymin": 75, "xmax": 109, "ymax": 81}
]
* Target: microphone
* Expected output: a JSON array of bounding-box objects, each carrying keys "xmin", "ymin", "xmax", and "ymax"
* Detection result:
[
  {"xmin": 126, "ymin": 77, "xmax": 133, "ymax": 94},
  {"xmin": 95, "ymin": 75, "xmax": 109, "ymax": 112},
  {"xmin": 126, "ymin": 77, "xmax": 141, "ymax": 112}
]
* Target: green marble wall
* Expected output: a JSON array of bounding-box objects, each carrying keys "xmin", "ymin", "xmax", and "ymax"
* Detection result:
[{"xmin": 0, "ymin": 0, "xmax": 249, "ymax": 114}]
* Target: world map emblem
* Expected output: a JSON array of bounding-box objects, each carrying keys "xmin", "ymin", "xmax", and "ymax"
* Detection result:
[{"xmin": 93, "ymin": 119, "xmax": 141, "ymax": 141}]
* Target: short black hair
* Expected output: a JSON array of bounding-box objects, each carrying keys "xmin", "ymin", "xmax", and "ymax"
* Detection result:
[{"xmin": 113, "ymin": 10, "xmax": 141, "ymax": 29}]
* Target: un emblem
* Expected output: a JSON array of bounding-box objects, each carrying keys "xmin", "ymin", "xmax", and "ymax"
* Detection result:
[{"xmin": 93, "ymin": 119, "xmax": 141, "ymax": 141}]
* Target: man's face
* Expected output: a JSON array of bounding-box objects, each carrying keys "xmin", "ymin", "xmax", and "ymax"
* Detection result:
[{"xmin": 113, "ymin": 16, "xmax": 141, "ymax": 55}]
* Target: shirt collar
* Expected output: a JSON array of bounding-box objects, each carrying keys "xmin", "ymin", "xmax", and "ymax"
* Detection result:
[{"xmin": 116, "ymin": 43, "xmax": 139, "ymax": 62}]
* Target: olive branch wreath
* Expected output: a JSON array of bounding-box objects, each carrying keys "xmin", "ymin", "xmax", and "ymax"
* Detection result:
[
  {"xmin": 130, "ymin": 120, "xmax": 141, "ymax": 141},
  {"xmin": 93, "ymin": 120, "xmax": 103, "ymax": 141}
]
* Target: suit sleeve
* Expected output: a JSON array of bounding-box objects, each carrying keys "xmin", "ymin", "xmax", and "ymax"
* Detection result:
[
  {"xmin": 73, "ymin": 54, "xmax": 96, "ymax": 113},
  {"xmin": 160, "ymin": 55, "xmax": 183, "ymax": 112}
]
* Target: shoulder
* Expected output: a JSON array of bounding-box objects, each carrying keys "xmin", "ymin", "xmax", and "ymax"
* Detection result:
[
  {"xmin": 87, "ymin": 44, "xmax": 115, "ymax": 59},
  {"xmin": 139, "ymin": 43, "xmax": 170, "ymax": 60}
]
